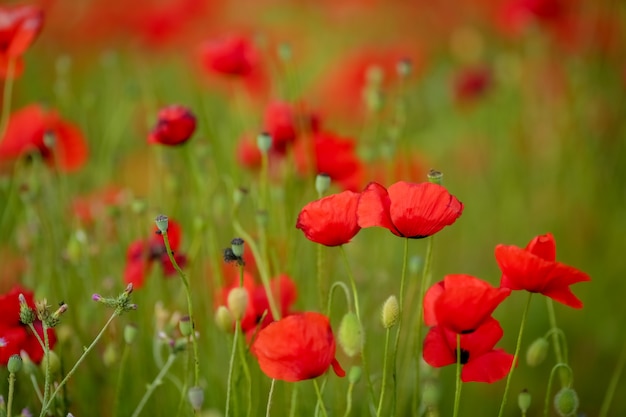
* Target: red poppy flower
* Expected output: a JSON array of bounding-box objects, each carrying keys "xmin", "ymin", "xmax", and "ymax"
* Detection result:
[
  {"xmin": 296, "ymin": 191, "xmax": 361, "ymax": 247},
  {"xmin": 0, "ymin": 5, "xmax": 44, "ymax": 78},
  {"xmin": 148, "ymin": 105, "xmax": 196, "ymax": 146},
  {"xmin": 124, "ymin": 219, "xmax": 187, "ymax": 289},
  {"xmin": 453, "ymin": 66, "xmax": 492, "ymax": 104},
  {"xmin": 495, "ymin": 233, "xmax": 591, "ymax": 308},
  {"xmin": 217, "ymin": 271, "xmax": 297, "ymax": 334},
  {"xmin": 0, "ymin": 285, "xmax": 56, "ymax": 365},
  {"xmin": 423, "ymin": 274, "xmax": 511, "ymax": 334},
  {"xmin": 199, "ymin": 34, "xmax": 257, "ymax": 77},
  {"xmin": 294, "ymin": 131, "xmax": 364, "ymax": 191},
  {"xmin": 423, "ymin": 317, "xmax": 514, "ymax": 383},
  {"xmin": 0, "ymin": 104, "xmax": 88, "ymax": 172},
  {"xmin": 357, "ymin": 181, "xmax": 463, "ymax": 239},
  {"xmin": 251, "ymin": 312, "xmax": 345, "ymax": 382}
]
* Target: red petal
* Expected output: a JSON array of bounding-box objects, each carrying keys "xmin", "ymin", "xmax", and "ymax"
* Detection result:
[
  {"xmin": 357, "ymin": 182, "xmax": 400, "ymax": 235},
  {"xmin": 422, "ymin": 326, "xmax": 456, "ymax": 367},
  {"xmin": 423, "ymin": 280, "xmax": 444, "ymax": 327},
  {"xmin": 525, "ymin": 233, "xmax": 556, "ymax": 261},
  {"xmin": 461, "ymin": 349, "xmax": 514, "ymax": 383},
  {"xmin": 296, "ymin": 191, "xmax": 361, "ymax": 246},
  {"xmin": 50, "ymin": 117, "xmax": 89, "ymax": 171}
]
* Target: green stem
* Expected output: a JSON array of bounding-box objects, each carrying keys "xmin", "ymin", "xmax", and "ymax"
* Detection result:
[
  {"xmin": 452, "ymin": 334, "xmax": 462, "ymax": 417},
  {"xmin": 29, "ymin": 373, "xmax": 44, "ymax": 404},
  {"xmin": 162, "ymin": 230, "xmax": 200, "ymax": 388},
  {"xmin": 114, "ymin": 342, "xmax": 131, "ymax": 417},
  {"xmin": 38, "ymin": 324, "xmax": 51, "ymax": 417},
  {"xmin": 313, "ymin": 379, "xmax": 328, "ymax": 417},
  {"xmin": 339, "ymin": 246, "xmax": 376, "ymax": 404},
  {"xmin": 343, "ymin": 378, "xmax": 355, "ymax": 417},
  {"xmin": 546, "ymin": 298, "xmax": 568, "ymax": 385},
  {"xmin": 497, "ymin": 292, "xmax": 533, "ymax": 417},
  {"xmin": 225, "ymin": 320, "xmax": 241, "ymax": 417},
  {"xmin": 0, "ymin": 58, "xmax": 16, "ymax": 143},
  {"xmin": 266, "ymin": 378, "xmax": 276, "ymax": 417},
  {"xmin": 7, "ymin": 372, "xmax": 16, "ymax": 417},
  {"xmin": 376, "ymin": 328, "xmax": 392, "ymax": 417},
  {"xmin": 41, "ymin": 311, "xmax": 119, "ymax": 415},
  {"xmin": 131, "ymin": 353, "xmax": 178, "ymax": 417},
  {"xmin": 413, "ymin": 235, "xmax": 435, "ymax": 411},
  {"xmin": 326, "ymin": 281, "xmax": 353, "ymax": 317},
  {"xmin": 288, "ymin": 384, "xmax": 298, "ymax": 417},
  {"xmin": 317, "ymin": 243, "xmax": 326, "ymax": 311},
  {"xmin": 390, "ymin": 238, "xmax": 409, "ymax": 416},
  {"xmin": 543, "ymin": 364, "xmax": 573, "ymax": 417},
  {"xmin": 599, "ymin": 339, "xmax": 626, "ymax": 417}
]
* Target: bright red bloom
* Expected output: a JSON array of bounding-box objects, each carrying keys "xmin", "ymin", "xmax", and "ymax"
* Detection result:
[
  {"xmin": 454, "ymin": 66, "xmax": 492, "ymax": 104},
  {"xmin": 0, "ymin": 5, "xmax": 44, "ymax": 78},
  {"xmin": 0, "ymin": 105, "xmax": 88, "ymax": 172},
  {"xmin": 124, "ymin": 219, "xmax": 187, "ymax": 289},
  {"xmin": 294, "ymin": 131, "xmax": 364, "ymax": 191},
  {"xmin": 296, "ymin": 191, "xmax": 361, "ymax": 246},
  {"xmin": 423, "ymin": 317, "xmax": 514, "ymax": 383},
  {"xmin": 0, "ymin": 285, "xmax": 56, "ymax": 365},
  {"xmin": 357, "ymin": 181, "xmax": 463, "ymax": 239},
  {"xmin": 423, "ymin": 274, "xmax": 511, "ymax": 334},
  {"xmin": 217, "ymin": 272, "xmax": 297, "ymax": 334},
  {"xmin": 251, "ymin": 312, "xmax": 345, "ymax": 382},
  {"xmin": 495, "ymin": 233, "xmax": 591, "ymax": 308},
  {"xmin": 148, "ymin": 105, "xmax": 196, "ymax": 146},
  {"xmin": 199, "ymin": 34, "xmax": 257, "ymax": 77}
]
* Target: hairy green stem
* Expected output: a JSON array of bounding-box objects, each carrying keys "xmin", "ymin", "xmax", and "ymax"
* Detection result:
[
  {"xmin": 313, "ymin": 379, "xmax": 328, "ymax": 417},
  {"xmin": 131, "ymin": 353, "xmax": 178, "ymax": 417},
  {"xmin": 113, "ymin": 342, "xmax": 131, "ymax": 417},
  {"xmin": 376, "ymin": 327, "xmax": 392, "ymax": 417},
  {"xmin": 225, "ymin": 321, "xmax": 241, "ymax": 417},
  {"xmin": 7, "ymin": 371, "xmax": 16, "ymax": 417},
  {"xmin": 546, "ymin": 298, "xmax": 568, "ymax": 385},
  {"xmin": 390, "ymin": 238, "xmax": 409, "ymax": 415},
  {"xmin": 599, "ymin": 339, "xmax": 626, "ymax": 417}
]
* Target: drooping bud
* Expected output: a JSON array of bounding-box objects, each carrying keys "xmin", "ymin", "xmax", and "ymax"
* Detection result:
[
  {"xmin": 227, "ymin": 288, "xmax": 249, "ymax": 321},
  {"xmin": 348, "ymin": 366, "xmax": 362, "ymax": 384},
  {"xmin": 315, "ymin": 173, "xmax": 331, "ymax": 196},
  {"xmin": 148, "ymin": 105, "xmax": 196, "ymax": 146},
  {"xmin": 8, "ymin": 354, "xmax": 22, "ymax": 373},
  {"xmin": 554, "ymin": 387, "xmax": 579, "ymax": 417},
  {"xmin": 518, "ymin": 389, "xmax": 531, "ymax": 414},
  {"xmin": 338, "ymin": 312, "xmax": 364, "ymax": 357},
  {"xmin": 526, "ymin": 337, "xmax": 549, "ymax": 367},
  {"xmin": 214, "ymin": 306, "xmax": 234, "ymax": 333},
  {"xmin": 381, "ymin": 295, "xmax": 400, "ymax": 329},
  {"xmin": 188, "ymin": 386, "xmax": 204, "ymax": 411}
]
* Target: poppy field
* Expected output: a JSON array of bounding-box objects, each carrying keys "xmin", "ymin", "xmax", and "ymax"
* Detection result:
[{"xmin": 0, "ymin": 1, "xmax": 625, "ymax": 416}]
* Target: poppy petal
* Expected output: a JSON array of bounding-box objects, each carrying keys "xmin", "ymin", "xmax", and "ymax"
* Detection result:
[
  {"xmin": 461, "ymin": 349, "xmax": 514, "ymax": 383},
  {"xmin": 357, "ymin": 182, "xmax": 400, "ymax": 235}
]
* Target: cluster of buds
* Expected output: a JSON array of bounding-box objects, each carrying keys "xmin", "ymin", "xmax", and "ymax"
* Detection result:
[
  {"xmin": 91, "ymin": 283, "xmax": 137, "ymax": 314},
  {"xmin": 154, "ymin": 302, "xmax": 194, "ymax": 354},
  {"xmin": 18, "ymin": 294, "xmax": 67, "ymax": 328}
]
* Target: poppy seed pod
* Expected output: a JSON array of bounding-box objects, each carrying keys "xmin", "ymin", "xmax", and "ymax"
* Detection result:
[
  {"xmin": 8, "ymin": 354, "xmax": 22, "ymax": 373},
  {"xmin": 227, "ymin": 288, "xmax": 249, "ymax": 321},
  {"xmin": 526, "ymin": 337, "xmax": 549, "ymax": 367},
  {"xmin": 338, "ymin": 312, "xmax": 364, "ymax": 357},
  {"xmin": 518, "ymin": 389, "xmax": 531, "ymax": 414}
]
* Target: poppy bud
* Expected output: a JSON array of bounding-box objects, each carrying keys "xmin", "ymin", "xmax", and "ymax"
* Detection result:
[
  {"xmin": 148, "ymin": 105, "xmax": 196, "ymax": 146},
  {"xmin": 124, "ymin": 324, "xmax": 138, "ymax": 345},
  {"xmin": 230, "ymin": 238, "xmax": 245, "ymax": 258},
  {"xmin": 214, "ymin": 306, "xmax": 234, "ymax": 333},
  {"xmin": 526, "ymin": 337, "xmax": 549, "ymax": 367},
  {"xmin": 256, "ymin": 131, "xmax": 272, "ymax": 153},
  {"xmin": 338, "ymin": 312, "xmax": 364, "ymax": 357},
  {"xmin": 8, "ymin": 354, "xmax": 22, "ymax": 373},
  {"xmin": 19, "ymin": 351, "xmax": 37, "ymax": 375},
  {"xmin": 188, "ymin": 386, "xmax": 204, "ymax": 411},
  {"xmin": 155, "ymin": 214, "xmax": 169, "ymax": 234},
  {"xmin": 315, "ymin": 173, "xmax": 331, "ymax": 196},
  {"xmin": 179, "ymin": 316, "xmax": 193, "ymax": 337},
  {"xmin": 518, "ymin": 389, "xmax": 531, "ymax": 414},
  {"xmin": 103, "ymin": 343, "xmax": 118, "ymax": 367},
  {"xmin": 554, "ymin": 387, "xmax": 579, "ymax": 417},
  {"xmin": 381, "ymin": 295, "xmax": 399, "ymax": 329},
  {"xmin": 227, "ymin": 288, "xmax": 249, "ymax": 321},
  {"xmin": 348, "ymin": 366, "xmax": 362, "ymax": 384},
  {"xmin": 41, "ymin": 351, "xmax": 61, "ymax": 375}
]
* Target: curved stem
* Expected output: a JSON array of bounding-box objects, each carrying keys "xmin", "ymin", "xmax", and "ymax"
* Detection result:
[
  {"xmin": 376, "ymin": 328, "xmax": 392, "ymax": 417},
  {"xmin": 497, "ymin": 292, "xmax": 533, "ymax": 417},
  {"xmin": 543, "ymin": 363, "xmax": 574, "ymax": 417},
  {"xmin": 313, "ymin": 379, "xmax": 328, "ymax": 417},
  {"xmin": 41, "ymin": 311, "xmax": 119, "ymax": 415},
  {"xmin": 546, "ymin": 298, "xmax": 568, "ymax": 385},
  {"xmin": 288, "ymin": 383, "xmax": 298, "ymax": 417},
  {"xmin": 162, "ymin": 231, "xmax": 200, "ymax": 388},
  {"xmin": 452, "ymin": 334, "xmax": 462, "ymax": 417},
  {"xmin": 390, "ymin": 238, "xmax": 409, "ymax": 416},
  {"xmin": 266, "ymin": 378, "xmax": 276, "ymax": 417},
  {"xmin": 326, "ymin": 281, "xmax": 353, "ymax": 317},
  {"xmin": 343, "ymin": 378, "xmax": 355, "ymax": 417},
  {"xmin": 599, "ymin": 339, "xmax": 626, "ymax": 417},
  {"xmin": 131, "ymin": 353, "xmax": 178, "ymax": 417},
  {"xmin": 38, "ymin": 325, "xmax": 51, "ymax": 417}
]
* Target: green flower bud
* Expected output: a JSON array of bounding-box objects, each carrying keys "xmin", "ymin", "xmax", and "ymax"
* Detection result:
[
  {"xmin": 179, "ymin": 316, "xmax": 193, "ymax": 337},
  {"xmin": 315, "ymin": 173, "xmax": 331, "ymax": 196},
  {"xmin": 518, "ymin": 389, "xmax": 531, "ymax": 414},
  {"xmin": 214, "ymin": 306, "xmax": 234, "ymax": 333},
  {"xmin": 124, "ymin": 324, "xmax": 138, "ymax": 345},
  {"xmin": 41, "ymin": 351, "xmax": 61, "ymax": 376},
  {"xmin": 188, "ymin": 386, "xmax": 204, "ymax": 411},
  {"xmin": 554, "ymin": 387, "xmax": 579, "ymax": 417},
  {"xmin": 348, "ymin": 366, "xmax": 362, "ymax": 384},
  {"xmin": 526, "ymin": 337, "xmax": 549, "ymax": 367},
  {"xmin": 8, "ymin": 354, "xmax": 22, "ymax": 373},
  {"xmin": 256, "ymin": 132, "xmax": 272, "ymax": 153},
  {"xmin": 18, "ymin": 294, "xmax": 35, "ymax": 325},
  {"xmin": 338, "ymin": 312, "xmax": 364, "ymax": 357},
  {"xmin": 227, "ymin": 288, "xmax": 249, "ymax": 321},
  {"xmin": 381, "ymin": 295, "xmax": 399, "ymax": 329}
]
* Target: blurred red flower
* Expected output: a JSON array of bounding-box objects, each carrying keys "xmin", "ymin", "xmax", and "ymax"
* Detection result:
[
  {"xmin": 423, "ymin": 317, "xmax": 514, "ymax": 383},
  {"xmin": 0, "ymin": 285, "xmax": 56, "ymax": 365},
  {"xmin": 0, "ymin": 5, "xmax": 44, "ymax": 78},
  {"xmin": 251, "ymin": 312, "xmax": 345, "ymax": 382},
  {"xmin": 495, "ymin": 233, "xmax": 591, "ymax": 308},
  {"xmin": 294, "ymin": 131, "xmax": 364, "ymax": 191},
  {"xmin": 453, "ymin": 66, "xmax": 492, "ymax": 104},
  {"xmin": 423, "ymin": 274, "xmax": 511, "ymax": 334},
  {"xmin": 71, "ymin": 186, "xmax": 129, "ymax": 225},
  {"xmin": 217, "ymin": 272, "xmax": 297, "ymax": 334},
  {"xmin": 124, "ymin": 219, "xmax": 187, "ymax": 289},
  {"xmin": 0, "ymin": 104, "xmax": 88, "ymax": 172},
  {"xmin": 296, "ymin": 190, "xmax": 361, "ymax": 247},
  {"xmin": 357, "ymin": 181, "xmax": 463, "ymax": 238},
  {"xmin": 148, "ymin": 105, "xmax": 196, "ymax": 146}
]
